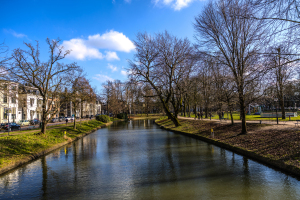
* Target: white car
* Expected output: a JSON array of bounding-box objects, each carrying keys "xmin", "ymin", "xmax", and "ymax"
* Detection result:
[{"xmin": 17, "ymin": 120, "xmax": 30, "ymax": 126}]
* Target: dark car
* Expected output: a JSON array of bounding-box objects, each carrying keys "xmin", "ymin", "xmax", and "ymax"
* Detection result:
[
  {"xmin": 51, "ymin": 118, "xmax": 58, "ymax": 123},
  {"xmin": 30, "ymin": 119, "xmax": 40, "ymax": 125},
  {"xmin": 3, "ymin": 123, "xmax": 21, "ymax": 131}
]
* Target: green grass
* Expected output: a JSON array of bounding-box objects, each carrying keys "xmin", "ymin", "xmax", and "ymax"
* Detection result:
[
  {"xmin": 0, "ymin": 120, "xmax": 105, "ymax": 170},
  {"xmin": 180, "ymin": 112, "xmax": 300, "ymax": 121}
]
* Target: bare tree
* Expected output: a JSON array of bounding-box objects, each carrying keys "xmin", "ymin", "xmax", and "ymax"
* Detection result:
[
  {"xmin": 7, "ymin": 38, "xmax": 81, "ymax": 134},
  {"xmin": 129, "ymin": 31, "xmax": 195, "ymax": 127},
  {"xmin": 265, "ymin": 46, "xmax": 297, "ymax": 119},
  {"xmin": 194, "ymin": 0, "xmax": 267, "ymax": 134}
]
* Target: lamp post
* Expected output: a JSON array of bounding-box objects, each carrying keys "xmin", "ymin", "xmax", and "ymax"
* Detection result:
[
  {"xmin": 274, "ymin": 98, "xmax": 278, "ymax": 125},
  {"xmin": 5, "ymin": 108, "xmax": 11, "ymax": 135}
]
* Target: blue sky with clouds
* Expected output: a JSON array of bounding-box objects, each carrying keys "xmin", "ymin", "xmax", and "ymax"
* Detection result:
[{"xmin": 1, "ymin": 0, "xmax": 206, "ymax": 90}]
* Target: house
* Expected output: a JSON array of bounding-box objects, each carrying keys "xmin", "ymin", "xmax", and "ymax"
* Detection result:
[
  {"xmin": 0, "ymin": 81, "xmax": 18, "ymax": 123},
  {"xmin": 18, "ymin": 85, "xmax": 43, "ymax": 121}
]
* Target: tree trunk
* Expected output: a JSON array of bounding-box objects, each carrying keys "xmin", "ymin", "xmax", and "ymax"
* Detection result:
[
  {"xmin": 230, "ymin": 109, "xmax": 234, "ymax": 125},
  {"xmin": 74, "ymin": 117, "xmax": 76, "ymax": 130},
  {"xmin": 41, "ymin": 120, "xmax": 47, "ymax": 134},
  {"xmin": 279, "ymin": 92, "xmax": 285, "ymax": 119},
  {"xmin": 238, "ymin": 89, "xmax": 247, "ymax": 134},
  {"xmin": 205, "ymin": 106, "xmax": 208, "ymax": 118},
  {"xmin": 162, "ymin": 101, "xmax": 181, "ymax": 127}
]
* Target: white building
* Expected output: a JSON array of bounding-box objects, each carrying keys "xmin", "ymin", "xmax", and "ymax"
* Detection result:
[
  {"xmin": 0, "ymin": 82, "xmax": 19, "ymax": 123},
  {"xmin": 18, "ymin": 86, "xmax": 43, "ymax": 121}
]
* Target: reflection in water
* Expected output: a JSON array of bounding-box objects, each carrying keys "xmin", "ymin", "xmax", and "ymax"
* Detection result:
[{"xmin": 0, "ymin": 120, "xmax": 300, "ymax": 200}]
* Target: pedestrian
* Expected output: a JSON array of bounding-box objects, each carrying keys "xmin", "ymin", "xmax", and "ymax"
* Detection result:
[
  {"xmin": 90, "ymin": 116, "xmax": 92, "ymax": 120},
  {"xmin": 198, "ymin": 112, "xmax": 200, "ymax": 120},
  {"xmin": 200, "ymin": 111, "xmax": 203, "ymax": 119},
  {"xmin": 66, "ymin": 118, "xmax": 68, "ymax": 125}
]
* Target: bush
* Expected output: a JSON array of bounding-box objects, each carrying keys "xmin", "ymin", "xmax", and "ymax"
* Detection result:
[
  {"xmin": 96, "ymin": 115, "xmax": 110, "ymax": 123},
  {"xmin": 117, "ymin": 113, "xmax": 128, "ymax": 120}
]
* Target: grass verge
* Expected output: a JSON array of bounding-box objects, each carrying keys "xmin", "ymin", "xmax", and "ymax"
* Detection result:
[
  {"xmin": 180, "ymin": 112, "xmax": 300, "ymax": 121},
  {"xmin": 0, "ymin": 120, "xmax": 106, "ymax": 174},
  {"xmin": 156, "ymin": 118, "xmax": 300, "ymax": 176}
]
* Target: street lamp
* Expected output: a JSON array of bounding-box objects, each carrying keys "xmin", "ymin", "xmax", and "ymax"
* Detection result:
[
  {"xmin": 5, "ymin": 108, "xmax": 11, "ymax": 135},
  {"xmin": 274, "ymin": 98, "xmax": 278, "ymax": 125}
]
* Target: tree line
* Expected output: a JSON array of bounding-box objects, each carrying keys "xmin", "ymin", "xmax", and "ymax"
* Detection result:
[{"xmin": 127, "ymin": 0, "xmax": 300, "ymax": 134}]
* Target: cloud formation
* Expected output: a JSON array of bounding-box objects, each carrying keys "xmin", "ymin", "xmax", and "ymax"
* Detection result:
[
  {"xmin": 121, "ymin": 70, "xmax": 128, "ymax": 75},
  {"xmin": 4, "ymin": 29, "xmax": 27, "ymax": 38},
  {"xmin": 106, "ymin": 51, "xmax": 120, "ymax": 61},
  {"xmin": 93, "ymin": 74, "xmax": 114, "ymax": 82},
  {"xmin": 153, "ymin": 0, "xmax": 195, "ymax": 10},
  {"xmin": 62, "ymin": 30, "xmax": 134, "ymax": 60},
  {"xmin": 108, "ymin": 63, "xmax": 118, "ymax": 72},
  {"xmin": 87, "ymin": 30, "xmax": 135, "ymax": 53}
]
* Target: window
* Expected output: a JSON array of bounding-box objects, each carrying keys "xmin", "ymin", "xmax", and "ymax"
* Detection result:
[
  {"xmin": 12, "ymin": 86, "xmax": 16, "ymax": 90},
  {"xmin": 30, "ymin": 98, "xmax": 34, "ymax": 107},
  {"xmin": 3, "ymin": 112, "xmax": 7, "ymax": 119},
  {"xmin": 12, "ymin": 97, "xmax": 16, "ymax": 104},
  {"xmin": 3, "ymin": 95, "xmax": 7, "ymax": 103}
]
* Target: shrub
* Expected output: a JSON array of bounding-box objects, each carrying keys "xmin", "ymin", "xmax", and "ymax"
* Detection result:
[
  {"xmin": 96, "ymin": 115, "xmax": 110, "ymax": 123},
  {"xmin": 117, "ymin": 113, "xmax": 128, "ymax": 120}
]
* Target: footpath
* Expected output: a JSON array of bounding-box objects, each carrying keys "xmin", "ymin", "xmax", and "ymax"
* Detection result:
[{"xmin": 156, "ymin": 117, "xmax": 300, "ymax": 177}]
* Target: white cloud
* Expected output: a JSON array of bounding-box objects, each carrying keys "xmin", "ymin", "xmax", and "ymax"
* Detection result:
[
  {"xmin": 153, "ymin": 0, "xmax": 196, "ymax": 10},
  {"xmin": 108, "ymin": 63, "xmax": 118, "ymax": 72},
  {"xmin": 93, "ymin": 74, "xmax": 114, "ymax": 82},
  {"xmin": 4, "ymin": 29, "xmax": 27, "ymax": 38},
  {"xmin": 62, "ymin": 39, "xmax": 103, "ymax": 60},
  {"xmin": 121, "ymin": 70, "xmax": 128, "ymax": 76},
  {"xmin": 62, "ymin": 30, "xmax": 134, "ymax": 60},
  {"xmin": 87, "ymin": 30, "xmax": 135, "ymax": 53},
  {"xmin": 106, "ymin": 51, "xmax": 120, "ymax": 61}
]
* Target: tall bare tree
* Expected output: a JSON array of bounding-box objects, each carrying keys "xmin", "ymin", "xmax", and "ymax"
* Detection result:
[
  {"xmin": 129, "ymin": 31, "xmax": 195, "ymax": 127},
  {"xmin": 194, "ymin": 0, "xmax": 267, "ymax": 134},
  {"xmin": 7, "ymin": 38, "xmax": 81, "ymax": 134}
]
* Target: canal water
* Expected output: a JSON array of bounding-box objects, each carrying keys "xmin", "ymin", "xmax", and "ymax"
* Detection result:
[{"xmin": 1, "ymin": 120, "xmax": 300, "ymax": 200}]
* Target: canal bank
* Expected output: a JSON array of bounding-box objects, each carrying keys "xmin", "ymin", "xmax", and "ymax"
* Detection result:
[
  {"xmin": 0, "ymin": 120, "xmax": 113, "ymax": 176},
  {"xmin": 155, "ymin": 118, "xmax": 300, "ymax": 177}
]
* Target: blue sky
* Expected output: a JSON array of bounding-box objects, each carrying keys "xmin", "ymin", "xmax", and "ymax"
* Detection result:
[{"xmin": 1, "ymin": 0, "xmax": 206, "ymax": 91}]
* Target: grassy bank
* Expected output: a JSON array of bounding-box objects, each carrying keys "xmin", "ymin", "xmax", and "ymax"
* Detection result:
[
  {"xmin": 156, "ymin": 117, "xmax": 300, "ymax": 175},
  {"xmin": 0, "ymin": 120, "xmax": 106, "ymax": 173},
  {"xmin": 129, "ymin": 114, "xmax": 163, "ymax": 120},
  {"xmin": 180, "ymin": 111, "xmax": 300, "ymax": 121}
]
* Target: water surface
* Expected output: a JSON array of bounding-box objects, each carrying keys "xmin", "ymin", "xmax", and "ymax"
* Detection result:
[{"xmin": 1, "ymin": 120, "xmax": 300, "ymax": 200}]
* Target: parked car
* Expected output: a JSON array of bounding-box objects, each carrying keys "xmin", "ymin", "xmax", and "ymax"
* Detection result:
[
  {"xmin": 0, "ymin": 123, "xmax": 6, "ymax": 130},
  {"xmin": 30, "ymin": 119, "xmax": 40, "ymax": 125},
  {"xmin": 65, "ymin": 116, "xmax": 71, "ymax": 121},
  {"xmin": 3, "ymin": 123, "xmax": 21, "ymax": 131},
  {"xmin": 17, "ymin": 120, "xmax": 30, "ymax": 126},
  {"xmin": 58, "ymin": 116, "xmax": 65, "ymax": 122},
  {"xmin": 51, "ymin": 118, "xmax": 58, "ymax": 123}
]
